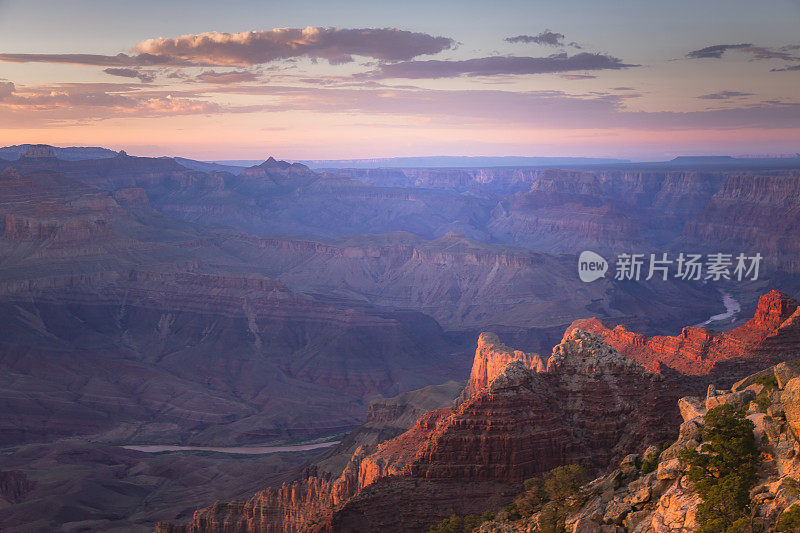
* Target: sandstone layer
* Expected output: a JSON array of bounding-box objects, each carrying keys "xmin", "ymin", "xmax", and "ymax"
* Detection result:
[
  {"xmin": 157, "ymin": 330, "xmax": 678, "ymax": 532},
  {"xmin": 568, "ymin": 290, "xmax": 800, "ymax": 382}
]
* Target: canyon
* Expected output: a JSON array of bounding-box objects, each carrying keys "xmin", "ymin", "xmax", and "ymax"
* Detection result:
[
  {"xmin": 157, "ymin": 290, "xmax": 800, "ymax": 532},
  {"xmin": 2, "ymin": 145, "xmax": 800, "ymax": 531}
]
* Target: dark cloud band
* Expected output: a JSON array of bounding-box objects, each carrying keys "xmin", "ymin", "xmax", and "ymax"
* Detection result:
[
  {"xmin": 360, "ymin": 52, "xmax": 637, "ymax": 79},
  {"xmin": 686, "ymin": 44, "xmax": 753, "ymax": 59},
  {"xmin": 131, "ymin": 27, "xmax": 455, "ymax": 66},
  {"xmin": 505, "ymin": 30, "xmax": 565, "ymax": 46}
]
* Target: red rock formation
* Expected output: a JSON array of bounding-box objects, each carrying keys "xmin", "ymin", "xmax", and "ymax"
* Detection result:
[
  {"xmin": 158, "ymin": 330, "xmax": 678, "ymax": 532},
  {"xmin": 568, "ymin": 290, "xmax": 800, "ymax": 379},
  {"xmin": 463, "ymin": 332, "xmax": 544, "ymax": 396}
]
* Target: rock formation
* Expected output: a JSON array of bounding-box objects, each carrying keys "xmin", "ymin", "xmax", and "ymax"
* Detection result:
[
  {"xmin": 157, "ymin": 329, "xmax": 678, "ymax": 532},
  {"xmin": 462, "ymin": 332, "xmax": 545, "ymax": 397},
  {"xmin": 568, "ymin": 290, "xmax": 800, "ymax": 382},
  {"xmin": 479, "ymin": 359, "xmax": 800, "ymax": 532},
  {"xmin": 0, "ymin": 166, "xmax": 467, "ymax": 447}
]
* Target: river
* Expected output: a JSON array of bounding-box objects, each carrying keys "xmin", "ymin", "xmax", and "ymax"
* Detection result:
[
  {"xmin": 694, "ymin": 290, "xmax": 741, "ymax": 328},
  {"xmin": 121, "ymin": 440, "xmax": 339, "ymax": 455}
]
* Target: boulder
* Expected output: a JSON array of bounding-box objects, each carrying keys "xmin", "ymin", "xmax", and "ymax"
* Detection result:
[
  {"xmin": 732, "ymin": 367, "xmax": 775, "ymax": 391},
  {"xmin": 572, "ymin": 518, "xmax": 602, "ymax": 533},
  {"xmin": 763, "ymin": 416, "xmax": 783, "ymax": 444},
  {"xmin": 678, "ymin": 396, "xmax": 706, "ymax": 422},
  {"xmin": 603, "ymin": 500, "xmax": 632, "ymax": 525},
  {"xmin": 678, "ymin": 418, "xmax": 703, "ymax": 442},
  {"xmin": 619, "ymin": 454, "xmax": 639, "ymax": 477},
  {"xmin": 706, "ymin": 389, "xmax": 756, "ymax": 411},
  {"xmin": 625, "ymin": 509, "xmax": 651, "ymax": 530},
  {"xmin": 657, "ymin": 458, "xmax": 682, "ymax": 480},
  {"xmin": 623, "ymin": 483, "xmax": 652, "ymax": 507},
  {"xmin": 774, "ymin": 362, "xmax": 800, "ymax": 389},
  {"xmin": 767, "ymin": 404, "xmax": 785, "ymax": 419},
  {"xmin": 783, "ymin": 378, "xmax": 800, "ymax": 435},
  {"xmin": 642, "ymin": 445, "xmax": 660, "ymax": 464}
]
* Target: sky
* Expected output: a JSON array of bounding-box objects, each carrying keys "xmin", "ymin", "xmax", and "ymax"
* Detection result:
[{"xmin": 0, "ymin": 0, "xmax": 798, "ymax": 160}]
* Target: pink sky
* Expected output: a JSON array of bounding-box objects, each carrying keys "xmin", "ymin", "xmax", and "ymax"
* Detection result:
[{"xmin": 0, "ymin": 0, "xmax": 798, "ymax": 160}]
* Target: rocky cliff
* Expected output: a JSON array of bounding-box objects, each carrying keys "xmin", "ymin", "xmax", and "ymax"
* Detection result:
[
  {"xmin": 462, "ymin": 332, "xmax": 545, "ymax": 397},
  {"xmin": 227, "ymin": 231, "xmax": 720, "ymax": 336},
  {"xmin": 327, "ymin": 167, "xmax": 541, "ymax": 194},
  {"xmin": 681, "ymin": 171, "xmax": 800, "ymax": 273},
  {"xmin": 0, "ymin": 167, "xmax": 467, "ymax": 447},
  {"xmin": 157, "ymin": 329, "xmax": 678, "ymax": 532},
  {"xmin": 478, "ymin": 359, "xmax": 800, "ymax": 533},
  {"xmin": 568, "ymin": 290, "xmax": 800, "ymax": 381}
]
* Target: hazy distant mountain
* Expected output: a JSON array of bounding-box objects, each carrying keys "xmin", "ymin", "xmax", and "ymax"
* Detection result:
[
  {"xmin": 298, "ymin": 155, "xmax": 631, "ymax": 168},
  {"xmin": 173, "ymin": 157, "xmax": 247, "ymax": 175},
  {"xmin": 0, "ymin": 144, "xmax": 118, "ymax": 161}
]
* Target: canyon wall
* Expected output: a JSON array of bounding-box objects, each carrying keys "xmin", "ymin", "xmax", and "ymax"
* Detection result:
[
  {"xmin": 569, "ymin": 290, "xmax": 800, "ymax": 382},
  {"xmin": 158, "ymin": 329, "xmax": 679, "ymax": 532}
]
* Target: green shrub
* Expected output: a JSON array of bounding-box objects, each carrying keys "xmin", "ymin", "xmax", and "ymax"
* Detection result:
[
  {"xmin": 680, "ymin": 404, "xmax": 759, "ymax": 533},
  {"xmin": 641, "ymin": 458, "xmax": 656, "ymax": 474},
  {"xmin": 725, "ymin": 517, "xmax": 750, "ymax": 532},
  {"xmin": 427, "ymin": 510, "xmax": 495, "ymax": 532},
  {"xmin": 780, "ymin": 477, "xmax": 800, "ymax": 498},
  {"xmin": 503, "ymin": 501, "xmax": 521, "ymax": 521},
  {"xmin": 755, "ymin": 373, "xmax": 778, "ymax": 390},
  {"xmin": 754, "ymin": 391, "xmax": 772, "ymax": 412},
  {"xmin": 428, "ymin": 515, "xmax": 463, "ymax": 533},
  {"xmin": 778, "ymin": 504, "xmax": 800, "ymax": 532},
  {"xmin": 513, "ymin": 465, "xmax": 587, "ymax": 532}
]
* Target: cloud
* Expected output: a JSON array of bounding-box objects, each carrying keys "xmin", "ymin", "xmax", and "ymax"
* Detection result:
[
  {"xmin": 103, "ymin": 67, "xmax": 155, "ymax": 83},
  {"xmin": 687, "ymin": 43, "xmax": 800, "ymax": 62},
  {"xmin": 744, "ymin": 46, "xmax": 796, "ymax": 60},
  {"xmin": 5, "ymin": 79, "xmax": 800, "ymax": 133},
  {"xmin": 697, "ymin": 90, "xmax": 753, "ymax": 100},
  {"xmin": 772, "ymin": 64, "xmax": 800, "ymax": 72},
  {"xmin": 686, "ymin": 44, "xmax": 753, "ymax": 59},
  {"xmin": 0, "ymin": 82, "xmax": 262, "ymax": 127},
  {"xmin": 0, "ymin": 52, "xmax": 192, "ymax": 67},
  {"xmin": 200, "ymin": 82, "xmax": 800, "ymax": 132},
  {"xmin": 505, "ymin": 30, "xmax": 565, "ymax": 46},
  {"xmin": 561, "ymin": 74, "xmax": 597, "ymax": 80},
  {"xmin": 0, "ymin": 27, "xmax": 454, "ymax": 69},
  {"xmin": 131, "ymin": 27, "xmax": 455, "ymax": 66},
  {"xmin": 0, "ymin": 81, "xmax": 14, "ymax": 99},
  {"xmin": 358, "ymin": 52, "xmax": 637, "ymax": 79},
  {"xmin": 196, "ymin": 70, "xmax": 260, "ymax": 84}
]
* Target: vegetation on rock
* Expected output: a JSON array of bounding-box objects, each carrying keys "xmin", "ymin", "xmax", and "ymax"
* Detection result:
[
  {"xmin": 427, "ymin": 511, "xmax": 495, "ymax": 533},
  {"xmin": 513, "ymin": 464, "xmax": 588, "ymax": 532},
  {"xmin": 777, "ymin": 503, "xmax": 800, "ymax": 532},
  {"xmin": 680, "ymin": 404, "xmax": 759, "ymax": 533}
]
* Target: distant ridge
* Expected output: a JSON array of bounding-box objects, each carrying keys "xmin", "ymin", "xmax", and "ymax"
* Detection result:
[
  {"xmin": 3, "ymin": 145, "xmax": 798, "ymax": 172},
  {"xmin": 295, "ymin": 155, "xmax": 631, "ymax": 169},
  {"xmin": 0, "ymin": 144, "xmax": 117, "ymax": 161},
  {"xmin": 172, "ymin": 157, "xmax": 247, "ymax": 175},
  {"xmin": 670, "ymin": 155, "xmax": 737, "ymax": 163}
]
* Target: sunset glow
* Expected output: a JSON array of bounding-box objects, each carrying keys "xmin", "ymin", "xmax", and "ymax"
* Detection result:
[{"xmin": 1, "ymin": 0, "xmax": 799, "ymax": 159}]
